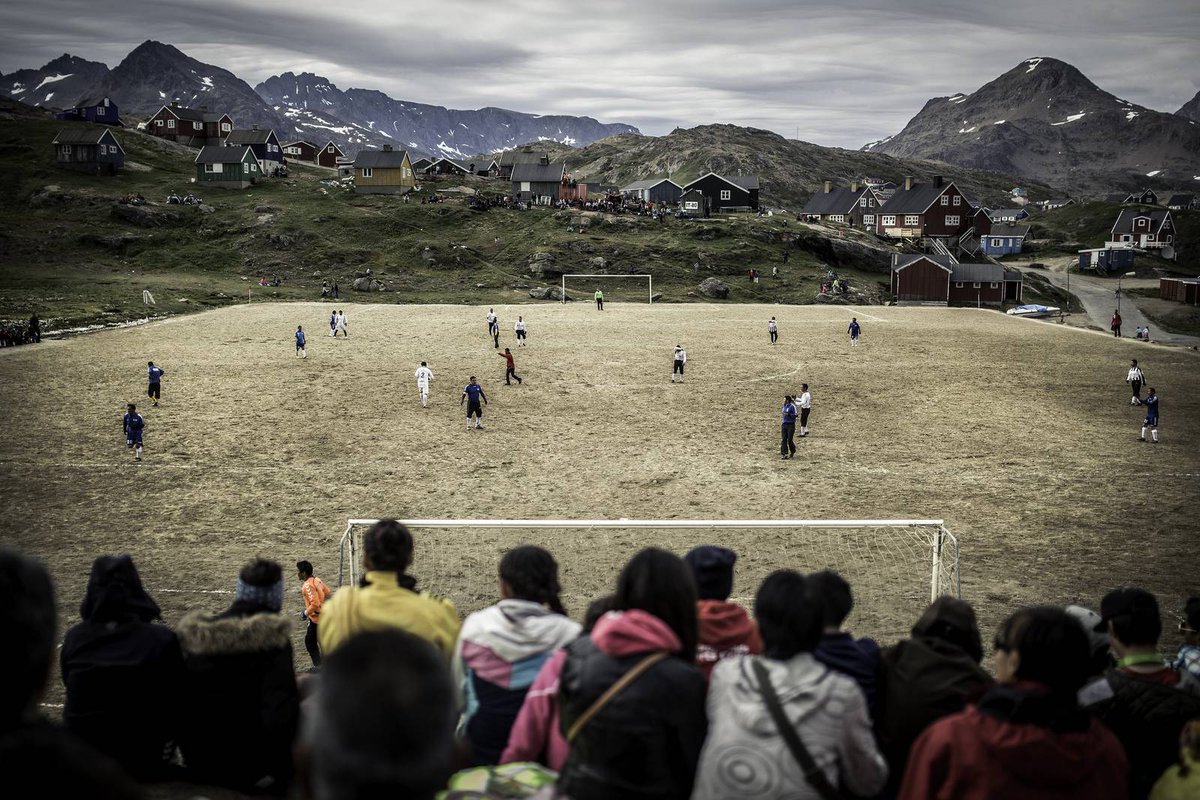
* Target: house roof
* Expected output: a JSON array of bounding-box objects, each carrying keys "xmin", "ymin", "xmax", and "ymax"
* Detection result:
[
  {"xmin": 988, "ymin": 223, "xmax": 1031, "ymax": 238},
  {"xmin": 162, "ymin": 105, "xmax": 207, "ymax": 122},
  {"xmin": 283, "ymin": 140, "xmax": 316, "ymax": 149},
  {"xmin": 1105, "ymin": 193, "xmax": 1130, "ymax": 203},
  {"xmin": 893, "ymin": 254, "xmax": 955, "ymax": 273},
  {"xmin": 465, "ymin": 156, "xmax": 498, "ymax": 169},
  {"xmin": 195, "ymin": 145, "xmax": 253, "ymax": 164},
  {"xmin": 1166, "ymin": 194, "xmax": 1195, "ymax": 206},
  {"xmin": 499, "ymin": 148, "xmax": 548, "ymax": 166},
  {"xmin": 878, "ymin": 181, "xmax": 955, "ymax": 214},
  {"xmin": 1003, "ymin": 269, "xmax": 1023, "ymax": 282},
  {"xmin": 621, "ymin": 178, "xmax": 682, "ymax": 192},
  {"xmin": 511, "ymin": 161, "xmax": 566, "ymax": 182},
  {"xmin": 1046, "ymin": 198, "xmax": 1073, "ymax": 205},
  {"xmin": 320, "ymin": 140, "xmax": 345, "ymax": 154},
  {"xmin": 53, "ymin": 127, "xmax": 121, "ymax": 148},
  {"xmin": 682, "ymin": 173, "xmax": 759, "ymax": 193},
  {"xmin": 353, "ymin": 148, "xmax": 412, "ymax": 169},
  {"xmin": 411, "ymin": 157, "xmax": 433, "ymax": 168},
  {"xmin": 951, "ymin": 263, "xmax": 1007, "ymax": 282},
  {"xmin": 1111, "ymin": 209, "xmax": 1171, "ymax": 235},
  {"xmin": 75, "ymin": 96, "xmax": 112, "ymax": 108},
  {"xmin": 988, "ymin": 208, "xmax": 1027, "ymax": 218},
  {"xmin": 802, "ymin": 186, "xmax": 866, "ymax": 216},
  {"xmin": 225, "ymin": 128, "xmax": 277, "ymax": 145},
  {"xmin": 428, "ymin": 157, "xmax": 472, "ymax": 172}
]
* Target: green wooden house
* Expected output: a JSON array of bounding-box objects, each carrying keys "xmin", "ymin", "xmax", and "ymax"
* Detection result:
[{"xmin": 194, "ymin": 145, "xmax": 260, "ymax": 189}]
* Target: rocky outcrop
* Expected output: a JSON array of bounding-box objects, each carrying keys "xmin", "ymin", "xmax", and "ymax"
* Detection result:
[
  {"xmin": 527, "ymin": 252, "xmax": 566, "ymax": 278},
  {"xmin": 110, "ymin": 203, "xmax": 178, "ymax": 228},
  {"xmin": 698, "ymin": 277, "xmax": 730, "ymax": 298},
  {"xmin": 352, "ymin": 277, "xmax": 384, "ymax": 292}
]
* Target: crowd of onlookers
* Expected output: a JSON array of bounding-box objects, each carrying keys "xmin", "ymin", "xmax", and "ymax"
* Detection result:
[
  {"xmin": 3, "ymin": 521, "xmax": 1198, "ymax": 799},
  {"xmin": 0, "ymin": 313, "xmax": 40, "ymax": 347}
]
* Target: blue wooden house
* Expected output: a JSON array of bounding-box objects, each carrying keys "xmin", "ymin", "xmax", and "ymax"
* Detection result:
[
  {"xmin": 52, "ymin": 127, "xmax": 124, "ymax": 174},
  {"xmin": 980, "ymin": 222, "xmax": 1030, "ymax": 256},
  {"xmin": 55, "ymin": 95, "xmax": 121, "ymax": 126},
  {"xmin": 223, "ymin": 127, "xmax": 284, "ymax": 174}
]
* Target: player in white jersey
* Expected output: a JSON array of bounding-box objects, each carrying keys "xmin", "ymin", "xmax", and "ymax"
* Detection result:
[
  {"xmin": 415, "ymin": 361, "xmax": 434, "ymax": 408},
  {"xmin": 671, "ymin": 345, "xmax": 687, "ymax": 383},
  {"xmin": 768, "ymin": 317, "xmax": 778, "ymax": 344},
  {"xmin": 514, "ymin": 316, "xmax": 527, "ymax": 346},
  {"xmin": 798, "ymin": 384, "xmax": 812, "ymax": 436}
]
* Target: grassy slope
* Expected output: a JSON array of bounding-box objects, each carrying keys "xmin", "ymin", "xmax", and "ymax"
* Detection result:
[{"xmin": 1028, "ymin": 201, "xmax": 1200, "ymax": 272}]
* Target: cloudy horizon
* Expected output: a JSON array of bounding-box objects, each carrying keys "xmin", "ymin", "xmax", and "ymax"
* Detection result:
[{"xmin": 2, "ymin": 0, "xmax": 1197, "ymax": 149}]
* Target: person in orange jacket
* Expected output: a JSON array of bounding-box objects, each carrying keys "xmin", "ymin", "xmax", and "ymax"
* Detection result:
[{"xmin": 297, "ymin": 560, "xmax": 332, "ymax": 667}]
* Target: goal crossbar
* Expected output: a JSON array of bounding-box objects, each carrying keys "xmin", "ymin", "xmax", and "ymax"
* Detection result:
[
  {"xmin": 337, "ymin": 518, "xmax": 958, "ymax": 602},
  {"xmin": 562, "ymin": 274, "xmax": 652, "ymax": 304}
]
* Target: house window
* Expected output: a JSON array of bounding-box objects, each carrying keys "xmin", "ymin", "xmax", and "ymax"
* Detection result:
[
  {"xmin": 327, "ymin": 145, "xmax": 335, "ymax": 152},
  {"xmin": 167, "ymin": 119, "xmax": 176, "ymax": 129},
  {"xmin": 882, "ymin": 215, "xmax": 896, "ymax": 226},
  {"xmin": 991, "ymin": 238, "xmax": 1001, "ymax": 247},
  {"xmin": 953, "ymin": 195, "xmax": 962, "ymax": 206},
  {"xmin": 155, "ymin": 119, "xmax": 164, "ymax": 126},
  {"xmin": 904, "ymin": 215, "xmax": 919, "ymax": 226},
  {"xmin": 250, "ymin": 162, "xmax": 257, "ymax": 171},
  {"xmin": 940, "ymin": 195, "xmax": 949, "ymax": 206},
  {"xmin": 868, "ymin": 197, "xmax": 874, "ymax": 207},
  {"xmin": 830, "ymin": 215, "xmax": 844, "ymax": 223},
  {"xmin": 205, "ymin": 163, "xmax": 219, "ymax": 173},
  {"xmin": 61, "ymin": 145, "xmax": 72, "ymax": 155},
  {"xmin": 221, "ymin": 123, "xmax": 231, "ymax": 132},
  {"xmin": 864, "ymin": 215, "xmax": 874, "ymax": 225},
  {"xmin": 97, "ymin": 106, "xmax": 105, "ymax": 116},
  {"xmin": 990, "ymin": 282, "xmax": 999, "ymax": 288},
  {"xmin": 955, "ymin": 282, "xmax": 964, "ymax": 288},
  {"xmin": 1136, "ymin": 218, "xmax": 1147, "ymax": 227},
  {"xmin": 403, "ymin": 167, "xmax": 411, "ymax": 179},
  {"xmin": 520, "ymin": 181, "xmax": 530, "ymax": 191},
  {"xmin": 1166, "ymin": 234, "xmax": 1173, "ymax": 243},
  {"xmin": 1147, "ymin": 234, "xmax": 1155, "ymax": 241},
  {"xmin": 945, "ymin": 215, "xmax": 960, "ymax": 226},
  {"xmin": 720, "ymin": 190, "xmax": 731, "ymax": 200},
  {"xmin": 973, "ymin": 282, "xmax": 981, "ymax": 288},
  {"xmin": 362, "ymin": 168, "xmax": 373, "ymax": 178},
  {"xmin": 1122, "ymin": 235, "xmax": 1131, "ymax": 242},
  {"xmin": 859, "ymin": 197, "xmax": 867, "ymax": 207}
]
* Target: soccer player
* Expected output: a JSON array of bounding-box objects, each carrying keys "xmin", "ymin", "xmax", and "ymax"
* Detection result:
[
  {"xmin": 515, "ymin": 315, "xmax": 527, "ymax": 347},
  {"xmin": 768, "ymin": 316, "xmax": 778, "ymax": 344},
  {"xmin": 296, "ymin": 560, "xmax": 331, "ymax": 667},
  {"xmin": 295, "ymin": 325, "xmax": 307, "ymax": 358},
  {"xmin": 329, "ymin": 310, "xmax": 337, "ymax": 337},
  {"xmin": 1139, "ymin": 388, "xmax": 1159, "ymax": 443},
  {"xmin": 460, "ymin": 376, "xmax": 488, "ymax": 430},
  {"xmin": 485, "ymin": 308, "xmax": 500, "ymax": 348},
  {"xmin": 336, "ymin": 310, "xmax": 348, "ymax": 338},
  {"xmin": 1126, "ymin": 359, "xmax": 1145, "ymax": 406},
  {"xmin": 498, "ymin": 347, "xmax": 523, "ymax": 385},
  {"xmin": 848, "ymin": 317, "xmax": 861, "ymax": 347},
  {"xmin": 671, "ymin": 344, "xmax": 686, "ymax": 383},
  {"xmin": 147, "ymin": 361, "xmax": 165, "ymax": 406},
  {"xmin": 594, "ymin": 289, "xmax": 604, "ymax": 310},
  {"xmin": 415, "ymin": 361, "xmax": 434, "ymax": 408},
  {"xmin": 123, "ymin": 403, "xmax": 144, "ymax": 461},
  {"xmin": 798, "ymin": 383, "xmax": 812, "ymax": 436},
  {"xmin": 780, "ymin": 395, "xmax": 797, "ymax": 460}
]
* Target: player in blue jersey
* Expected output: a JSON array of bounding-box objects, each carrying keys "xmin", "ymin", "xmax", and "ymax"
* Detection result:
[
  {"xmin": 1139, "ymin": 388, "xmax": 1159, "ymax": 443},
  {"xmin": 780, "ymin": 395, "xmax": 797, "ymax": 460},
  {"xmin": 295, "ymin": 325, "xmax": 307, "ymax": 358},
  {"xmin": 146, "ymin": 361, "xmax": 165, "ymax": 406},
  {"xmin": 848, "ymin": 317, "xmax": 861, "ymax": 347},
  {"xmin": 123, "ymin": 403, "xmax": 144, "ymax": 461},
  {"xmin": 460, "ymin": 376, "xmax": 488, "ymax": 430}
]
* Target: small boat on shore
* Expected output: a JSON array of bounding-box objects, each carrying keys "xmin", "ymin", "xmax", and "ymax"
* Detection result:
[{"xmin": 1006, "ymin": 304, "xmax": 1062, "ymax": 318}]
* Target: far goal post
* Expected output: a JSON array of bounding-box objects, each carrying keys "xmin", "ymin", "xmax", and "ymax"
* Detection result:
[
  {"xmin": 562, "ymin": 274, "xmax": 653, "ymax": 304},
  {"xmin": 335, "ymin": 519, "xmax": 960, "ymax": 641}
]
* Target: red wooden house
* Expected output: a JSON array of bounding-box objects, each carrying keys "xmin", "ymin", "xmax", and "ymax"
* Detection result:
[
  {"xmin": 282, "ymin": 140, "xmax": 317, "ymax": 162},
  {"xmin": 875, "ymin": 176, "xmax": 972, "ymax": 239},
  {"xmin": 317, "ymin": 140, "xmax": 346, "ymax": 169},
  {"xmin": 147, "ymin": 103, "xmax": 232, "ymax": 147},
  {"xmin": 891, "ymin": 254, "xmax": 1022, "ymax": 305}
]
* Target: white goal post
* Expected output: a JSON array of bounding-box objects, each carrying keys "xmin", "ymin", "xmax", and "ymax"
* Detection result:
[
  {"xmin": 335, "ymin": 519, "xmax": 960, "ymax": 632},
  {"xmin": 562, "ymin": 274, "xmax": 653, "ymax": 304}
]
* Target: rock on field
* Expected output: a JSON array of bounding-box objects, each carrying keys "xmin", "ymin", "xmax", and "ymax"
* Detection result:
[{"xmin": 698, "ymin": 277, "xmax": 730, "ymax": 298}]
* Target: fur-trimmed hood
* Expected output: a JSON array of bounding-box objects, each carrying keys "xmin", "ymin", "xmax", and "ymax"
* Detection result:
[{"xmin": 176, "ymin": 610, "xmax": 291, "ymax": 657}]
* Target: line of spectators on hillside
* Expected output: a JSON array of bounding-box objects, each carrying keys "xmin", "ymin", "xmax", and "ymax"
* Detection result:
[{"xmin": 2, "ymin": 522, "xmax": 1198, "ymax": 799}]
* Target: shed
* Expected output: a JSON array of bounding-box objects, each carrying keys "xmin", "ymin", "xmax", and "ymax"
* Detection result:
[
  {"xmin": 1078, "ymin": 247, "xmax": 1136, "ymax": 273},
  {"xmin": 682, "ymin": 173, "xmax": 759, "ymax": 212},
  {"xmin": 980, "ymin": 223, "xmax": 1030, "ymax": 256},
  {"xmin": 621, "ymin": 178, "xmax": 684, "ymax": 205},
  {"xmin": 890, "ymin": 254, "xmax": 954, "ymax": 303},
  {"xmin": 949, "ymin": 263, "xmax": 1019, "ymax": 305},
  {"xmin": 52, "ymin": 127, "xmax": 124, "ymax": 174},
  {"xmin": 678, "ymin": 189, "xmax": 706, "ymax": 217},
  {"xmin": 195, "ymin": 145, "xmax": 259, "ymax": 189},
  {"xmin": 1159, "ymin": 278, "xmax": 1200, "ymax": 305}
]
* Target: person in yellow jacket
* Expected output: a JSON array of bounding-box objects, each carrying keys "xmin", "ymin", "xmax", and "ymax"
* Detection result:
[
  {"xmin": 297, "ymin": 560, "xmax": 331, "ymax": 667},
  {"xmin": 318, "ymin": 520, "xmax": 461, "ymax": 660},
  {"xmin": 1151, "ymin": 720, "xmax": 1200, "ymax": 800}
]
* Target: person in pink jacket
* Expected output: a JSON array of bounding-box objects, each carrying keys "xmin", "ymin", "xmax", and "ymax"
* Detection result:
[{"xmin": 500, "ymin": 595, "xmax": 615, "ymax": 770}]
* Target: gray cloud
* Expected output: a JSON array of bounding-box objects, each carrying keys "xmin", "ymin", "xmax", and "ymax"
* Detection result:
[{"xmin": 2, "ymin": 0, "xmax": 1197, "ymax": 147}]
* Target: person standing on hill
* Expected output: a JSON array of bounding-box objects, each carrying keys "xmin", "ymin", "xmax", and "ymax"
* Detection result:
[
  {"xmin": 499, "ymin": 348, "xmax": 523, "ymax": 386},
  {"xmin": 768, "ymin": 316, "xmax": 778, "ymax": 344},
  {"xmin": 146, "ymin": 361, "xmax": 164, "ymax": 407},
  {"xmin": 798, "ymin": 383, "xmax": 812, "ymax": 437},
  {"xmin": 848, "ymin": 317, "xmax": 862, "ymax": 347},
  {"xmin": 780, "ymin": 395, "xmax": 797, "ymax": 459},
  {"xmin": 1140, "ymin": 388, "xmax": 1159, "ymax": 443},
  {"xmin": 672, "ymin": 344, "xmax": 687, "ymax": 383},
  {"xmin": 594, "ymin": 289, "xmax": 604, "ymax": 311},
  {"xmin": 415, "ymin": 362, "xmax": 434, "ymax": 408},
  {"xmin": 336, "ymin": 310, "xmax": 348, "ymax": 338},
  {"xmin": 1126, "ymin": 360, "xmax": 1145, "ymax": 406},
  {"xmin": 123, "ymin": 403, "xmax": 144, "ymax": 462},
  {"xmin": 1111, "ymin": 309, "xmax": 1122, "ymax": 338},
  {"xmin": 295, "ymin": 325, "xmax": 307, "ymax": 358},
  {"xmin": 296, "ymin": 560, "xmax": 331, "ymax": 668},
  {"xmin": 515, "ymin": 316, "xmax": 528, "ymax": 347},
  {"xmin": 329, "ymin": 310, "xmax": 337, "ymax": 338},
  {"xmin": 461, "ymin": 376, "xmax": 488, "ymax": 430}
]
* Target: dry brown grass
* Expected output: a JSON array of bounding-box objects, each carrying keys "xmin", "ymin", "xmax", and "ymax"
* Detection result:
[{"xmin": 2, "ymin": 301, "xmax": 1198, "ymax": 707}]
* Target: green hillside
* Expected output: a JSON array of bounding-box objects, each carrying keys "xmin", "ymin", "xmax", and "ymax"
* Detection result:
[{"xmin": 1027, "ymin": 201, "xmax": 1200, "ymax": 271}]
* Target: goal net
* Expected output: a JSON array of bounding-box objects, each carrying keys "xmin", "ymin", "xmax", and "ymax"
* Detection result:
[
  {"xmin": 336, "ymin": 519, "xmax": 959, "ymax": 643},
  {"xmin": 562, "ymin": 274, "xmax": 653, "ymax": 304}
]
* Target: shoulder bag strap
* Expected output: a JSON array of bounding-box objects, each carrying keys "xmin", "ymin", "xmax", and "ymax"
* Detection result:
[
  {"xmin": 750, "ymin": 659, "xmax": 846, "ymax": 800},
  {"xmin": 566, "ymin": 650, "xmax": 669, "ymax": 743}
]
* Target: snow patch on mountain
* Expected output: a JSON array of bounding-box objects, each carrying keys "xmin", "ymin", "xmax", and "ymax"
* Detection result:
[{"xmin": 34, "ymin": 73, "xmax": 72, "ymax": 91}]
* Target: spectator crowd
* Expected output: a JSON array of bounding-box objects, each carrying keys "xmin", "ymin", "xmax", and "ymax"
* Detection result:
[{"xmin": 2, "ymin": 521, "xmax": 1198, "ymax": 799}]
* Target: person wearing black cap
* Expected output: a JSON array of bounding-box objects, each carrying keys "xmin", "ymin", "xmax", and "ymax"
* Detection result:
[
  {"xmin": 683, "ymin": 545, "xmax": 762, "ymax": 681},
  {"xmin": 1081, "ymin": 587, "xmax": 1200, "ymax": 800}
]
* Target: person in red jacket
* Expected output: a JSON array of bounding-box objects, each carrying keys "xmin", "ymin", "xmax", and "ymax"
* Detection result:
[
  {"xmin": 899, "ymin": 606, "xmax": 1128, "ymax": 800},
  {"xmin": 683, "ymin": 545, "xmax": 762, "ymax": 681}
]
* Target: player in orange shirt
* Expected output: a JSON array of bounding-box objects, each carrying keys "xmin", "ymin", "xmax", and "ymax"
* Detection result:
[{"xmin": 297, "ymin": 560, "xmax": 332, "ymax": 667}]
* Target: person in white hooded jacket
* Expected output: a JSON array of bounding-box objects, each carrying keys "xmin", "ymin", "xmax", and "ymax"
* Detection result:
[{"xmin": 692, "ymin": 569, "xmax": 888, "ymax": 800}]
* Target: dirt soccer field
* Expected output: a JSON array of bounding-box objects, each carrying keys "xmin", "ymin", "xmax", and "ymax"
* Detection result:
[{"xmin": 1, "ymin": 301, "xmax": 1198, "ymax": 696}]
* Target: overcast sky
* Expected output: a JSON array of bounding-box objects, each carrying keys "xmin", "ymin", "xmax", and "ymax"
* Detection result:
[{"xmin": 2, "ymin": 0, "xmax": 1197, "ymax": 148}]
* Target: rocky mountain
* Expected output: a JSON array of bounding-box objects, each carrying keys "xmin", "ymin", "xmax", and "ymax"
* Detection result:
[
  {"xmin": 93, "ymin": 41, "xmax": 289, "ymax": 132},
  {"xmin": 1178, "ymin": 90, "xmax": 1200, "ymax": 122},
  {"xmin": 862, "ymin": 57, "xmax": 1200, "ymax": 195},
  {"xmin": 2, "ymin": 54, "xmax": 111, "ymax": 108},
  {"xmin": 254, "ymin": 72, "xmax": 639, "ymax": 157},
  {"xmin": 556, "ymin": 124, "xmax": 1056, "ymax": 209}
]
